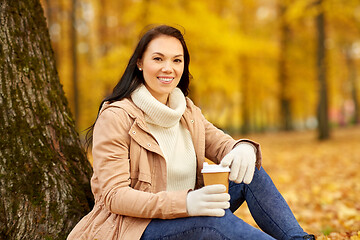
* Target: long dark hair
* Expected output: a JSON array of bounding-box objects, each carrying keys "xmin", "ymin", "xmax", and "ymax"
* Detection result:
[{"xmin": 85, "ymin": 25, "xmax": 192, "ymax": 149}]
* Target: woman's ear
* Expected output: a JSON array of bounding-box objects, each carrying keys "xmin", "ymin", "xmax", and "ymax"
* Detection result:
[{"xmin": 137, "ymin": 59, "xmax": 143, "ymax": 70}]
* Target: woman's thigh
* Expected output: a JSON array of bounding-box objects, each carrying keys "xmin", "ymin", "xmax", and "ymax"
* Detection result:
[{"xmin": 140, "ymin": 209, "xmax": 275, "ymax": 240}]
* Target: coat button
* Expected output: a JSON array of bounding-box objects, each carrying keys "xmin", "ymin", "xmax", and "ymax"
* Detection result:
[
  {"xmin": 147, "ymin": 143, "xmax": 151, "ymax": 147},
  {"xmin": 190, "ymin": 120, "xmax": 194, "ymax": 123},
  {"xmin": 132, "ymin": 131, "xmax": 136, "ymax": 134}
]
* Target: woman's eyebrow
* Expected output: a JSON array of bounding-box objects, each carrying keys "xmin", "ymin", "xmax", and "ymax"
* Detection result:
[{"xmin": 152, "ymin": 52, "xmax": 183, "ymax": 57}]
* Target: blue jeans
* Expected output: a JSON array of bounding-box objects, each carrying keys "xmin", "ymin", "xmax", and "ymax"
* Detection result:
[{"xmin": 141, "ymin": 167, "xmax": 307, "ymax": 240}]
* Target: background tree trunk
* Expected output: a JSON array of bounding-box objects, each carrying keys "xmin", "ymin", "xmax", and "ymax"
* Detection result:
[
  {"xmin": 345, "ymin": 46, "xmax": 359, "ymax": 124},
  {"xmin": 238, "ymin": 0, "xmax": 252, "ymax": 135},
  {"xmin": 278, "ymin": 2, "xmax": 293, "ymax": 131},
  {"xmin": 240, "ymin": 55, "xmax": 251, "ymax": 134},
  {"xmin": 315, "ymin": 0, "xmax": 330, "ymax": 140},
  {"xmin": 70, "ymin": 0, "xmax": 79, "ymax": 127},
  {"xmin": 0, "ymin": 0, "xmax": 93, "ymax": 239}
]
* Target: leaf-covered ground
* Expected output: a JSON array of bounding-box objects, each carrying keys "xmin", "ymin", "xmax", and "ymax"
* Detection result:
[{"xmin": 234, "ymin": 126, "xmax": 360, "ymax": 239}]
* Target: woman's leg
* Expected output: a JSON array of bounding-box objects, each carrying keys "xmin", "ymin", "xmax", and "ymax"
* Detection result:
[
  {"xmin": 141, "ymin": 209, "xmax": 275, "ymax": 240},
  {"xmin": 229, "ymin": 167, "xmax": 308, "ymax": 240},
  {"xmin": 141, "ymin": 167, "xmax": 308, "ymax": 240}
]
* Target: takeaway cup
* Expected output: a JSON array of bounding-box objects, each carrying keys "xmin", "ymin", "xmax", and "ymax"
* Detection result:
[{"xmin": 201, "ymin": 162, "xmax": 230, "ymax": 193}]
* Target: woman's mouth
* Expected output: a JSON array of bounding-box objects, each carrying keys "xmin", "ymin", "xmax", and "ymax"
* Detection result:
[{"xmin": 157, "ymin": 77, "xmax": 174, "ymax": 84}]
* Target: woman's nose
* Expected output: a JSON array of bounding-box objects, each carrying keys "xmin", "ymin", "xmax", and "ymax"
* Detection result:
[{"xmin": 162, "ymin": 61, "xmax": 173, "ymax": 72}]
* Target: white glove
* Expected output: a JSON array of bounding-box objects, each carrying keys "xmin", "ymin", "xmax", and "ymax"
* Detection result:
[
  {"xmin": 220, "ymin": 143, "xmax": 256, "ymax": 184},
  {"xmin": 186, "ymin": 184, "xmax": 230, "ymax": 217}
]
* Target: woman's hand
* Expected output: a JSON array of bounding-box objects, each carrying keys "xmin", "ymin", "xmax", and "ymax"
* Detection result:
[
  {"xmin": 220, "ymin": 143, "xmax": 256, "ymax": 184},
  {"xmin": 186, "ymin": 185, "xmax": 230, "ymax": 217}
]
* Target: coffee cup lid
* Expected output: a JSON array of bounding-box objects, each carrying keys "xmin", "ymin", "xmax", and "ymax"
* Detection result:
[{"xmin": 201, "ymin": 162, "xmax": 230, "ymax": 173}]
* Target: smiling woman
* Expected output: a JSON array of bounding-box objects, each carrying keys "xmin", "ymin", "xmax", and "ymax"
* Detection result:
[
  {"xmin": 137, "ymin": 35, "xmax": 185, "ymax": 104},
  {"xmin": 68, "ymin": 25, "xmax": 315, "ymax": 240}
]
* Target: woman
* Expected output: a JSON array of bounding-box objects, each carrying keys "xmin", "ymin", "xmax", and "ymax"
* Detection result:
[{"xmin": 68, "ymin": 25, "xmax": 315, "ymax": 240}]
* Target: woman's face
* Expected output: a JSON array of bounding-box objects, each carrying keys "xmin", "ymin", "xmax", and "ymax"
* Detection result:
[{"xmin": 138, "ymin": 35, "xmax": 184, "ymax": 104}]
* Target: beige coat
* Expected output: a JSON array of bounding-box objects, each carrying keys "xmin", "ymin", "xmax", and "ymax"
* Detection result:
[{"xmin": 67, "ymin": 97, "xmax": 262, "ymax": 240}]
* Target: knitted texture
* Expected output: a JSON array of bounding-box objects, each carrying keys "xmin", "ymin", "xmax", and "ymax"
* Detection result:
[{"xmin": 131, "ymin": 85, "xmax": 196, "ymax": 191}]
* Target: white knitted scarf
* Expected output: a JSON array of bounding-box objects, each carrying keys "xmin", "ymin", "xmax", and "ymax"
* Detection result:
[{"xmin": 131, "ymin": 85, "xmax": 196, "ymax": 191}]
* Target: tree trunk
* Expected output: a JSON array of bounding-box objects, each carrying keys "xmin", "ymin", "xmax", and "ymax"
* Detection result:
[
  {"xmin": 315, "ymin": 0, "xmax": 330, "ymax": 140},
  {"xmin": 238, "ymin": 0, "xmax": 252, "ymax": 135},
  {"xmin": 345, "ymin": 46, "xmax": 359, "ymax": 124},
  {"xmin": 98, "ymin": 0, "xmax": 111, "ymax": 56},
  {"xmin": 0, "ymin": 1, "xmax": 93, "ymax": 239},
  {"xmin": 70, "ymin": 0, "xmax": 79, "ymax": 128},
  {"xmin": 240, "ymin": 55, "xmax": 251, "ymax": 134},
  {"xmin": 278, "ymin": 2, "xmax": 293, "ymax": 131}
]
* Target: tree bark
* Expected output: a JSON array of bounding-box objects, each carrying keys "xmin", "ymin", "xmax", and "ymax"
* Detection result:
[
  {"xmin": 315, "ymin": 0, "xmax": 330, "ymax": 140},
  {"xmin": 0, "ymin": 0, "xmax": 93, "ymax": 239}
]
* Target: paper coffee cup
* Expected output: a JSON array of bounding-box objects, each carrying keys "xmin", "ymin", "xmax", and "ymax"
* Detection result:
[{"xmin": 201, "ymin": 162, "xmax": 230, "ymax": 193}]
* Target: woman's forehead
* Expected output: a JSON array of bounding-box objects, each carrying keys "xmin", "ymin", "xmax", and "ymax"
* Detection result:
[{"xmin": 145, "ymin": 36, "xmax": 184, "ymax": 56}]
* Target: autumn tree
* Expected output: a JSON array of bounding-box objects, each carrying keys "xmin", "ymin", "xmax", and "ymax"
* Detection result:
[
  {"xmin": 278, "ymin": 1, "xmax": 293, "ymax": 131},
  {"xmin": 0, "ymin": 0, "xmax": 93, "ymax": 239},
  {"xmin": 315, "ymin": 0, "xmax": 330, "ymax": 139},
  {"xmin": 236, "ymin": 0, "xmax": 253, "ymax": 134}
]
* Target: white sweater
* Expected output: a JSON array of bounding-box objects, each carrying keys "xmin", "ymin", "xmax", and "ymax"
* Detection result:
[{"xmin": 131, "ymin": 85, "xmax": 196, "ymax": 191}]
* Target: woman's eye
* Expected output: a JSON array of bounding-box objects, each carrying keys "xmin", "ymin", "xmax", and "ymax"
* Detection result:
[
  {"xmin": 153, "ymin": 57, "xmax": 162, "ymax": 61},
  {"xmin": 174, "ymin": 59, "xmax": 182, "ymax": 63}
]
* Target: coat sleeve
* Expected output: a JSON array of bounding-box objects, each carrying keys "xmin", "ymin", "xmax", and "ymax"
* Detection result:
[
  {"xmin": 92, "ymin": 108, "xmax": 189, "ymax": 219},
  {"xmin": 196, "ymin": 106, "xmax": 262, "ymax": 169}
]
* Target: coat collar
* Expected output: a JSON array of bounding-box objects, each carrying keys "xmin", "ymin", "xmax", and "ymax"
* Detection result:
[{"xmin": 100, "ymin": 98, "xmax": 163, "ymax": 157}]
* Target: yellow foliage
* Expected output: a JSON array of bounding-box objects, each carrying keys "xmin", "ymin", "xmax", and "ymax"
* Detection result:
[
  {"xmin": 235, "ymin": 126, "xmax": 360, "ymax": 239},
  {"xmin": 41, "ymin": 0, "xmax": 360, "ymax": 135}
]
